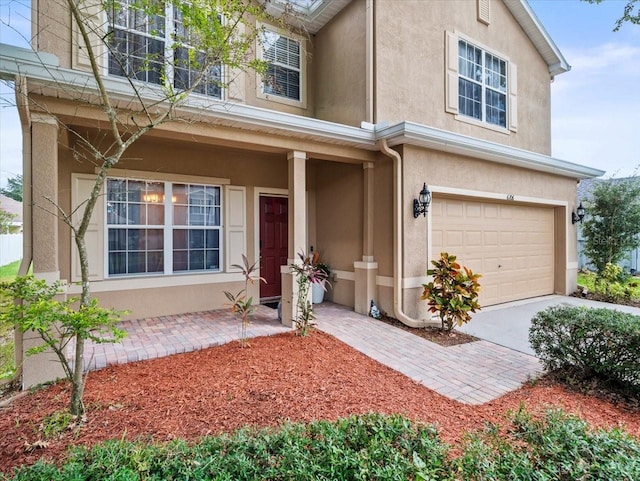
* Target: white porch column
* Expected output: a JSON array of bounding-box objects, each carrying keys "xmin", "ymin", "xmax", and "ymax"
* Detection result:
[
  {"xmin": 280, "ymin": 151, "xmax": 308, "ymax": 327},
  {"xmin": 354, "ymin": 161, "xmax": 378, "ymax": 315}
]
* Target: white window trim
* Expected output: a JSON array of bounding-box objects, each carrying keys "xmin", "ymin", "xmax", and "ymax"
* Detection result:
[
  {"xmin": 103, "ymin": 2, "xmax": 227, "ymax": 101},
  {"xmin": 448, "ymin": 31, "xmax": 515, "ymax": 134},
  {"xmin": 456, "ymin": 35, "xmax": 509, "ymax": 131},
  {"xmin": 103, "ymin": 170, "xmax": 230, "ymax": 279},
  {"xmin": 255, "ymin": 22, "xmax": 307, "ymax": 109}
]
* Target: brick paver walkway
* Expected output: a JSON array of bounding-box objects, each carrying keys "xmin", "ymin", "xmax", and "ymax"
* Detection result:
[
  {"xmin": 80, "ymin": 305, "xmax": 291, "ymax": 371},
  {"xmin": 80, "ymin": 302, "xmax": 543, "ymax": 405},
  {"xmin": 314, "ymin": 303, "xmax": 544, "ymax": 405}
]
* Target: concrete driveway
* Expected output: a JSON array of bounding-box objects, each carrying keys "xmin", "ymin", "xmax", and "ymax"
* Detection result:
[{"xmin": 458, "ymin": 295, "xmax": 640, "ymax": 356}]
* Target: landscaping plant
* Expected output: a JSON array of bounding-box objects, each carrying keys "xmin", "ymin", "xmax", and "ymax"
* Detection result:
[
  {"xmin": 223, "ymin": 255, "xmax": 265, "ymax": 348},
  {"xmin": 529, "ymin": 305, "xmax": 640, "ymax": 392},
  {"xmin": 581, "ymin": 176, "xmax": 640, "ymax": 277},
  {"xmin": 421, "ymin": 252, "xmax": 481, "ymax": 332},
  {"xmin": 0, "ymin": 276, "xmax": 126, "ymax": 415},
  {"xmin": 456, "ymin": 407, "xmax": 640, "ymax": 480},
  {"xmin": 7, "ymin": 410, "xmax": 640, "ymax": 480},
  {"xmin": 289, "ymin": 251, "xmax": 330, "ymax": 336}
]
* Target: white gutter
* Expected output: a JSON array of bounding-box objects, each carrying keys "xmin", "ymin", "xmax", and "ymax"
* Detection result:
[
  {"xmin": 377, "ymin": 121, "xmax": 604, "ymax": 180},
  {"xmin": 379, "ymin": 139, "xmax": 427, "ymax": 328}
]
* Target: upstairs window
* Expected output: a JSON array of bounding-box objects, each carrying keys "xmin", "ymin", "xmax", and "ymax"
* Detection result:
[
  {"xmin": 261, "ymin": 29, "xmax": 301, "ymax": 102},
  {"xmin": 107, "ymin": 0, "xmax": 165, "ymax": 85},
  {"xmin": 107, "ymin": 1, "xmax": 222, "ymax": 98},
  {"xmin": 458, "ymin": 39, "xmax": 507, "ymax": 128}
]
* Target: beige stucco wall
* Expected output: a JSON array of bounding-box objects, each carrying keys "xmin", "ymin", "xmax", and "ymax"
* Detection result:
[
  {"xmin": 315, "ymin": 160, "xmax": 364, "ymax": 306},
  {"xmin": 374, "ymin": 0, "xmax": 552, "ymax": 155},
  {"xmin": 314, "ymin": 0, "xmax": 367, "ymax": 126}
]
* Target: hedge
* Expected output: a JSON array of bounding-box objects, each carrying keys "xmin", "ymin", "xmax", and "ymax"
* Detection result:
[{"xmin": 529, "ymin": 305, "xmax": 640, "ymax": 391}]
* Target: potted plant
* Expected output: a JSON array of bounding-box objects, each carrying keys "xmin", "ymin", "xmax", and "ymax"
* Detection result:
[{"xmin": 312, "ymin": 262, "xmax": 331, "ymax": 304}]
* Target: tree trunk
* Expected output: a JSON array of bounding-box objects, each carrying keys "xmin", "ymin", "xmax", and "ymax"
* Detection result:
[{"xmin": 70, "ymin": 231, "xmax": 92, "ymax": 416}]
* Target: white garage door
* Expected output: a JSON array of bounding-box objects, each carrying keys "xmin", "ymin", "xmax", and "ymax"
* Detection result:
[{"xmin": 431, "ymin": 198, "xmax": 555, "ymax": 306}]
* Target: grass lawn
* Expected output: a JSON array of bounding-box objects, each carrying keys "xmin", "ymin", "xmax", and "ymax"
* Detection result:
[
  {"xmin": 578, "ymin": 270, "xmax": 640, "ymax": 299},
  {"xmin": 0, "ymin": 260, "xmax": 20, "ymax": 381},
  {"xmin": 0, "ymin": 260, "xmax": 21, "ymax": 283}
]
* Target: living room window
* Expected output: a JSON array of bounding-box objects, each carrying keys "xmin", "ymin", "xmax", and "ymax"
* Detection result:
[
  {"xmin": 458, "ymin": 39, "xmax": 507, "ymax": 128},
  {"xmin": 261, "ymin": 29, "xmax": 301, "ymax": 102},
  {"xmin": 107, "ymin": 0, "xmax": 222, "ymax": 98},
  {"xmin": 106, "ymin": 178, "xmax": 222, "ymax": 277}
]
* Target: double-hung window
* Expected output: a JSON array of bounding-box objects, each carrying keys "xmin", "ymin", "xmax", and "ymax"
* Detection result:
[
  {"xmin": 458, "ymin": 39, "xmax": 507, "ymax": 128},
  {"xmin": 107, "ymin": 0, "xmax": 222, "ymax": 98},
  {"xmin": 261, "ymin": 29, "xmax": 301, "ymax": 102},
  {"xmin": 106, "ymin": 178, "xmax": 222, "ymax": 277}
]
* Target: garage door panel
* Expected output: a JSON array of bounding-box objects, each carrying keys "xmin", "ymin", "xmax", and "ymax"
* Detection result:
[{"xmin": 432, "ymin": 198, "xmax": 554, "ymax": 306}]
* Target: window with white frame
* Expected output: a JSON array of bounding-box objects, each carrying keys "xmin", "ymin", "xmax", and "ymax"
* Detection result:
[
  {"xmin": 107, "ymin": 0, "xmax": 222, "ymax": 98},
  {"xmin": 106, "ymin": 178, "xmax": 222, "ymax": 276},
  {"xmin": 458, "ymin": 39, "xmax": 507, "ymax": 128},
  {"xmin": 261, "ymin": 29, "xmax": 301, "ymax": 101}
]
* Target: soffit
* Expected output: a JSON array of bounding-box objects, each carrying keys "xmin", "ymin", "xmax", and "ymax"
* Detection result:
[
  {"xmin": 262, "ymin": 0, "xmax": 352, "ymax": 34},
  {"xmin": 503, "ymin": 0, "xmax": 570, "ymax": 76}
]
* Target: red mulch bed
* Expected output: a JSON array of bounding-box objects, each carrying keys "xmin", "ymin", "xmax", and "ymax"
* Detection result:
[{"xmin": 1, "ymin": 330, "xmax": 639, "ymax": 472}]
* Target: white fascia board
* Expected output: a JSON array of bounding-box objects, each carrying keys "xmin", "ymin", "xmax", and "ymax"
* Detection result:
[
  {"xmin": 0, "ymin": 44, "xmax": 374, "ymax": 148},
  {"xmin": 503, "ymin": 0, "xmax": 571, "ymax": 76},
  {"xmin": 376, "ymin": 121, "xmax": 604, "ymax": 180}
]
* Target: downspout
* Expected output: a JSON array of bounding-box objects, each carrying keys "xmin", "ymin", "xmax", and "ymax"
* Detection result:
[
  {"xmin": 16, "ymin": 75, "xmax": 32, "ymax": 277},
  {"xmin": 14, "ymin": 75, "xmax": 32, "ymax": 382},
  {"xmin": 379, "ymin": 139, "xmax": 426, "ymax": 328}
]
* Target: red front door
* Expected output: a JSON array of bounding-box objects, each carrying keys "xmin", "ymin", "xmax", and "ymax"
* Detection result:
[{"xmin": 259, "ymin": 196, "xmax": 288, "ymax": 300}]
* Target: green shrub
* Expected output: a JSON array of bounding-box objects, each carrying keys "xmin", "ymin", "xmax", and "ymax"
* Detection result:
[
  {"xmin": 456, "ymin": 408, "xmax": 640, "ymax": 481},
  {"xmin": 529, "ymin": 305, "xmax": 640, "ymax": 391},
  {"xmin": 6, "ymin": 414, "xmax": 451, "ymax": 480},
  {"xmin": 7, "ymin": 411, "xmax": 640, "ymax": 480}
]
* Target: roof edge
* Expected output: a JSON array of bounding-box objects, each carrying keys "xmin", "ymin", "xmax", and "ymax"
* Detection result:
[
  {"xmin": 503, "ymin": 0, "xmax": 571, "ymax": 77},
  {"xmin": 0, "ymin": 43, "xmax": 602, "ymax": 181},
  {"xmin": 376, "ymin": 121, "xmax": 604, "ymax": 180}
]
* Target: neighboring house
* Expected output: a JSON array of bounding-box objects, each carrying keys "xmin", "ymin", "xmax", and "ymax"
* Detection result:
[
  {"xmin": 577, "ymin": 177, "xmax": 640, "ymax": 274},
  {"xmin": 0, "ymin": 195, "xmax": 23, "ymax": 233},
  {"xmin": 0, "ymin": 0, "xmax": 603, "ymax": 386}
]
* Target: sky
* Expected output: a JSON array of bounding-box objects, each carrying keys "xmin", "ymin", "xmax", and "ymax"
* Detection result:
[{"xmin": 0, "ymin": 0, "xmax": 639, "ymax": 189}]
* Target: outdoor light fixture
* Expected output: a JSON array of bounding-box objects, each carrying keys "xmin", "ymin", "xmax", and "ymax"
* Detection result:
[
  {"xmin": 413, "ymin": 183, "xmax": 432, "ymax": 218},
  {"xmin": 572, "ymin": 202, "xmax": 586, "ymax": 224}
]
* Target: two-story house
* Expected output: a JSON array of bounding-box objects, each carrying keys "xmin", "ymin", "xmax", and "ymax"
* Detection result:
[{"xmin": 0, "ymin": 0, "xmax": 603, "ymax": 386}]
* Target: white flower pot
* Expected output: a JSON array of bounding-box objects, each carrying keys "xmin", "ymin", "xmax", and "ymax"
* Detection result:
[{"xmin": 312, "ymin": 282, "xmax": 325, "ymax": 304}]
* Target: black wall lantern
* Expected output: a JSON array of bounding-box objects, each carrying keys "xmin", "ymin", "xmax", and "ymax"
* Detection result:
[
  {"xmin": 413, "ymin": 183, "xmax": 432, "ymax": 218},
  {"xmin": 572, "ymin": 201, "xmax": 586, "ymax": 224}
]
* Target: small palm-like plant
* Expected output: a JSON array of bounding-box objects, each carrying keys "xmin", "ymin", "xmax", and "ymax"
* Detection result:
[
  {"xmin": 421, "ymin": 252, "xmax": 481, "ymax": 332},
  {"xmin": 290, "ymin": 251, "xmax": 330, "ymax": 336},
  {"xmin": 224, "ymin": 255, "xmax": 266, "ymax": 347}
]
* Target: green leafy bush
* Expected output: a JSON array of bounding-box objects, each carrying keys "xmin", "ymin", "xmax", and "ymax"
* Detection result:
[
  {"xmin": 7, "ymin": 411, "xmax": 640, "ymax": 480},
  {"xmin": 7, "ymin": 414, "xmax": 450, "ymax": 480},
  {"xmin": 456, "ymin": 408, "xmax": 640, "ymax": 480},
  {"xmin": 529, "ymin": 305, "xmax": 640, "ymax": 391}
]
